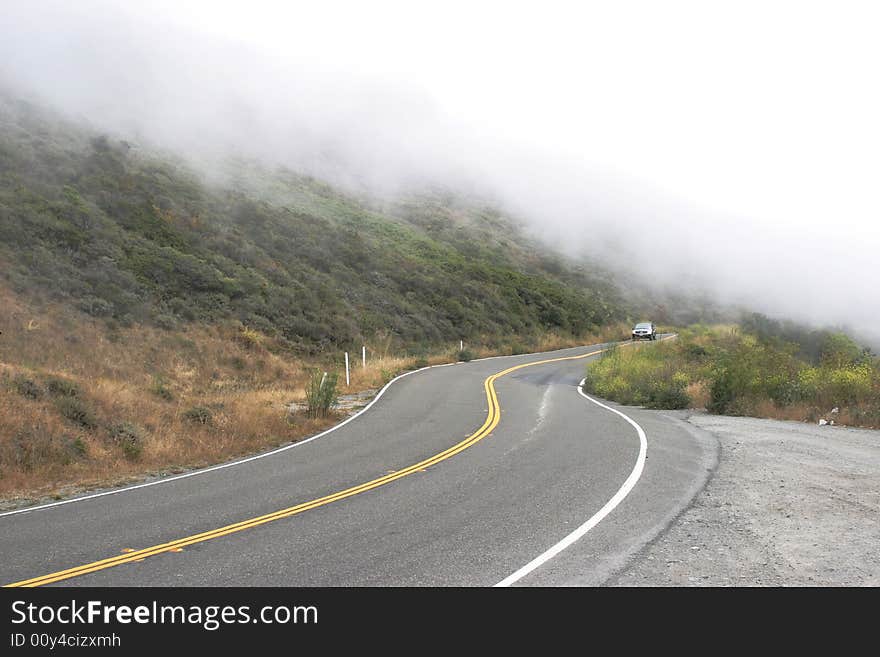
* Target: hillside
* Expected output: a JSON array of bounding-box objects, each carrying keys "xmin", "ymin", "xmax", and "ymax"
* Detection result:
[
  {"xmin": 584, "ymin": 318, "xmax": 879, "ymax": 428},
  {"xmin": 0, "ymin": 92, "xmax": 628, "ymax": 355},
  {"xmin": 0, "ymin": 91, "xmax": 636, "ymax": 502}
]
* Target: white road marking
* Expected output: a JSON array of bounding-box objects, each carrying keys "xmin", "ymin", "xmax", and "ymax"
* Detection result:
[
  {"xmin": 524, "ymin": 385, "xmax": 553, "ymax": 437},
  {"xmin": 0, "ymin": 343, "xmax": 613, "ymax": 518},
  {"xmin": 0, "ymin": 364, "xmax": 434, "ymax": 518},
  {"xmin": 494, "ymin": 378, "xmax": 648, "ymax": 587}
]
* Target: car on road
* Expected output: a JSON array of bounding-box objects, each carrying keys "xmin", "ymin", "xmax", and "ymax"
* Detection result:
[{"xmin": 632, "ymin": 322, "xmax": 657, "ymax": 341}]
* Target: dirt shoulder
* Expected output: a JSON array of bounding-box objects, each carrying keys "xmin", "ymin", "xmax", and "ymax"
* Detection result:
[{"xmin": 611, "ymin": 411, "xmax": 880, "ymax": 586}]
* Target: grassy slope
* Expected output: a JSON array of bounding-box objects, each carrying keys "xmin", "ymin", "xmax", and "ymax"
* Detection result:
[
  {"xmin": 0, "ymin": 93, "xmax": 625, "ymax": 354},
  {"xmin": 0, "ymin": 92, "xmax": 634, "ymax": 501},
  {"xmin": 583, "ymin": 321, "xmax": 880, "ymax": 428}
]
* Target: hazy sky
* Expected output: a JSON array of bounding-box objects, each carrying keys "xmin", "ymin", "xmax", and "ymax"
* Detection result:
[{"xmin": 3, "ymin": 1, "xmax": 879, "ymax": 341}]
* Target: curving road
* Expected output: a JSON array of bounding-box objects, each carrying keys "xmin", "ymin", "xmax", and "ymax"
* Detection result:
[{"xmin": 0, "ymin": 339, "xmax": 714, "ymax": 587}]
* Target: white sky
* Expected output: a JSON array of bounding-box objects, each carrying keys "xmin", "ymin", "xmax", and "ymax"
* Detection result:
[
  {"xmin": 3, "ymin": 1, "xmax": 880, "ymax": 339},
  {"xmin": 137, "ymin": 0, "xmax": 880, "ymax": 229}
]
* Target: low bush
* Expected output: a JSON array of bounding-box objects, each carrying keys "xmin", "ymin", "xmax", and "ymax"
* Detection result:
[
  {"xmin": 13, "ymin": 376, "xmax": 43, "ymax": 400},
  {"xmin": 182, "ymin": 406, "xmax": 213, "ymax": 425},
  {"xmin": 109, "ymin": 422, "xmax": 143, "ymax": 460},
  {"xmin": 644, "ymin": 371, "xmax": 691, "ymax": 409},
  {"xmin": 56, "ymin": 397, "xmax": 97, "ymax": 429},
  {"xmin": 304, "ymin": 369, "xmax": 339, "ymax": 418},
  {"xmin": 47, "ymin": 377, "xmax": 80, "ymax": 398},
  {"xmin": 457, "ymin": 349, "xmax": 474, "ymax": 362},
  {"xmin": 648, "ymin": 383, "xmax": 691, "ymax": 409}
]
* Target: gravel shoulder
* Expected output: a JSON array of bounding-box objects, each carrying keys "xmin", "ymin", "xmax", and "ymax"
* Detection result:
[{"xmin": 611, "ymin": 410, "xmax": 880, "ymax": 586}]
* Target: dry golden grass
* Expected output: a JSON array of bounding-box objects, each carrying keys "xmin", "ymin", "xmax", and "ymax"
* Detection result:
[
  {"xmin": 684, "ymin": 384, "xmax": 876, "ymax": 428},
  {"xmin": 686, "ymin": 381, "xmax": 711, "ymax": 409},
  {"xmin": 745, "ymin": 399, "xmax": 877, "ymax": 428},
  {"xmin": 745, "ymin": 399, "xmax": 806, "ymax": 422},
  {"xmin": 0, "ymin": 284, "xmax": 334, "ymax": 502},
  {"xmin": 1, "ymin": 285, "xmax": 624, "ymax": 504}
]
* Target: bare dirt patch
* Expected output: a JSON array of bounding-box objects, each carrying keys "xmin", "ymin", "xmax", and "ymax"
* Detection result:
[{"xmin": 612, "ymin": 411, "xmax": 880, "ymax": 586}]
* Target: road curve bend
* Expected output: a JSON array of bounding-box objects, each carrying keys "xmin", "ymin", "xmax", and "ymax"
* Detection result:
[{"xmin": 1, "ymin": 339, "xmax": 713, "ymax": 586}]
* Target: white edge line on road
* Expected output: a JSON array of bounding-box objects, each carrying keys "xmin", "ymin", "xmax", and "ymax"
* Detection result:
[
  {"xmin": 0, "ymin": 343, "xmax": 611, "ymax": 519},
  {"xmin": 0, "ymin": 364, "xmax": 435, "ymax": 518},
  {"xmin": 494, "ymin": 378, "xmax": 648, "ymax": 587}
]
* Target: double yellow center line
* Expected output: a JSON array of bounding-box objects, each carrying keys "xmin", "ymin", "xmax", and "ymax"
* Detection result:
[{"xmin": 7, "ymin": 347, "xmax": 607, "ymax": 587}]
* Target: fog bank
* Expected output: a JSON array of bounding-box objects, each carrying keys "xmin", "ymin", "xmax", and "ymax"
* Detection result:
[{"xmin": 3, "ymin": 1, "xmax": 878, "ymax": 345}]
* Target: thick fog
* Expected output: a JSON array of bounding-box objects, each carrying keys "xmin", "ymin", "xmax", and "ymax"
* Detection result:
[{"xmin": 3, "ymin": 1, "xmax": 879, "ymax": 344}]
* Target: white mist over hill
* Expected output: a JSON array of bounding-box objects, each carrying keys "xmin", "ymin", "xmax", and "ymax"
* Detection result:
[{"xmin": 3, "ymin": 1, "xmax": 878, "ymax": 344}]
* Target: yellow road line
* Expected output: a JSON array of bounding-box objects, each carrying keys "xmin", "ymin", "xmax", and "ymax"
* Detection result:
[{"xmin": 7, "ymin": 346, "xmax": 613, "ymax": 587}]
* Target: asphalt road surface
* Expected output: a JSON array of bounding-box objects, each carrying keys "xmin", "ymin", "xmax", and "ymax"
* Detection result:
[{"xmin": 0, "ymin": 339, "xmax": 714, "ymax": 587}]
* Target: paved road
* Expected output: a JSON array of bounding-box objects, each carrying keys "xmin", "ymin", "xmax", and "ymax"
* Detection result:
[{"xmin": 0, "ymin": 340, "xmax": 713, "ymax": 586}]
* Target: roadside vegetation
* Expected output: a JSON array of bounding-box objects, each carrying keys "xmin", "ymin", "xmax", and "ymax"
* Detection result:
[
  {"xmin": 0, "ymin": 283, "xmax": 630, "ymax": 504},
  {"xmin": 583, "ymin": 316, "xmax": 880, "ymax": 428}
]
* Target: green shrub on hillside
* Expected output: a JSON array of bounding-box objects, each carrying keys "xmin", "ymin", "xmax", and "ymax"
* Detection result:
[
  {"xmin": 182, "ymin": 406, "xmax": 213, "ymax": 425},
  {"xmin": 12, "ymin": 376, "xmax": 42, "ymax": 400},
  {"xmin": 583, "ymin": 321, "xmax": 879, "ymax": 425},
  {"xmin": 47, "ymin": 377, "xmax": 80, "ymax": 398},
  {"xmin": 0, "ymin": 92, "xmax": 626, "ymax": 354},
  {"xmin": 457, "ymin": 349, "xmax": 474, "ymax": 362},
  {"xmin": 585, "ymin": 343, "xmax": 691, "ymax": 409},
  {"xmin": 57, "ymin": 397, "xmax": 97, "ymax": 429},
  {"xmin": 304, "ymin": 369, "xmax": 339, "ymax": 418},
  {"xmin": 109, "ymin": 422, "xmax": 144, "ymax": 460}
]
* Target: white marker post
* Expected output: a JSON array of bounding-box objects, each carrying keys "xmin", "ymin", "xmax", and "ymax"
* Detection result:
[
  {"xmin": 460, "ymin": 340, "xmax": 463, "ymax": 351},
  {"xmin": 345, "ymin": 352, "xmax": 350, "ymax": 386},
  {"xmin": 362, "ymin": 345, "xmax": 366, "ymax": 369}
]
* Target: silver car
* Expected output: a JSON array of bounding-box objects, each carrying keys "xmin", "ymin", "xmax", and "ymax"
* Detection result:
[{"xmin": 632, "ymin": 322, "xmax": 657, "ymax": 341}]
